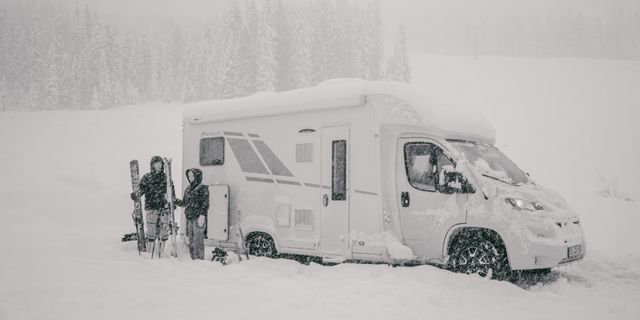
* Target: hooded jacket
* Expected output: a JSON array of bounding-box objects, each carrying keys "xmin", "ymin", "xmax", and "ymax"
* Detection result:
[
  {"xmin": 175, "ymin": 168, "xmax": 209, "ymax": 220},
  {"xmin": 138, "ymin": 156, "xmax": 171, "ymax": 211}
]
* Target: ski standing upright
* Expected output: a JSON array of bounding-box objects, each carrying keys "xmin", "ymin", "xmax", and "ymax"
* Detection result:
[
  {"xmin": 163, "ymin": 157, "xmax": 179, "ymax": 258},
  {"xmin": 129, "ymin": 160, "xmax": 147, "ymax": 254}
]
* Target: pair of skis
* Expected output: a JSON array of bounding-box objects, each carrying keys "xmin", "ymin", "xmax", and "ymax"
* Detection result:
[{"xmin": 129, "ymin": 158, "xmax": 178, "ymax": 259}]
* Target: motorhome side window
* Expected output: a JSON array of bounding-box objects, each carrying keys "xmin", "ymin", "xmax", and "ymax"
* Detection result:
[
  {"xmin": 404, "ymin": 142, "xmax": 439, "ymax": 191},
  {"xmin": 332, "ymin": 140, "xmax": 347, "ymax": 200},
  {"xmin": 200, "ymin": 137, "xmax": 224, "ymax": 166}
]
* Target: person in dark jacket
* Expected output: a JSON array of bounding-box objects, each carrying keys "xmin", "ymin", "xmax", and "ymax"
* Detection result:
[
  {"xmin": 131, "ymin": 156, "xmax": 172, "ymax": 245},
  {"xmin": 174, "ymin": 168, "xmax": 209, "ymax": 260}
]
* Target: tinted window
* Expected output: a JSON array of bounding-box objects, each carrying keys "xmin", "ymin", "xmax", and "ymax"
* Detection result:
[
  {"xmin": 200, "ymin": 137, "xmax": 224, "ymax": 166},
  {"xmin": 332, "ymin": 140, "xmax": 347, "ymax": 201}
]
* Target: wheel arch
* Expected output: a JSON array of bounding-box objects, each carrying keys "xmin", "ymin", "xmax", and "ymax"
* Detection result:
[
  {"xmin": 243, "ymin": 229, "xmax": 281, "ymax": 251},
  {"xmin": 241, "ymin": 215, "xmax": 281, "ymax": 251}
]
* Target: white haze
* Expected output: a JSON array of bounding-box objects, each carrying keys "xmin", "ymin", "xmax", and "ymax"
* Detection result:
[{"xmin": 50, "ymin": 0, "xmax": 640, "ymax": 51}]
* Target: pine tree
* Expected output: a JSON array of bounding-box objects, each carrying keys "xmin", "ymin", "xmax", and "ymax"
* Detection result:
[
  {"xmin": 79, "ymin": 15, "xmax": 101, "ymax": 108},
  {"xmin": 239, "ymin": 0, "xmax": 259, "ymax": 95},
  {"xmin": 42, "ymin": 44, "xmax": 61, "ymax": 110},
  {"xmin": 327, "ymin": 0, "xmax": 355, "ymax": 79},
  {"xmin": 386, "ymin": 22, "xmax": 410, "ymax": 83},
  {"xmin": 273, "ymin": 0, "xmax": 292, "ymax": 91},
  {"xmin": 83, "ymin": 5, "xmax": 93, "ymax": 44},
  {"xmin": 368, "ymin": 1, "xmax": 383, "ymax": 80},
  {"xmin": 256, "ymin": 0, "xmax": 277, "ymax": 92},
  {"xmin": 310, "ymin": 0, "xmax": 330, "ymax": 84},
  {"xmin": 353, "ymin": 5, "xmax": 369, "ymax": 80},
  {"xmin": 290, "ymin": 2, "xmax": 313, "ymax": 89},
  {"xmin": 24, "ymin": 83, "xmax": 40, "ymax": 111},
  {"xmin": 352, "ymin": 1, "xmax": 382, "ymax": 80},
  {"xmin": 68, "ymin": 56, "xmax": 82, "ymax": 109},
  {"xmin": 139, "ymin": 35, "xmax": 152, "ymax": 99},
  {"xmin": 97, "ymin": 50, "xmax": 114, "ymax": 107},
  {"xmin": 218, "ymin": 0, "xmax": 244, "ymax": 99},
  {"xmin": 182, "ymin": 74, "xmax": 198, "ymax": 103},
  {"xmin": 90, "ymin": 85, "xmax": 101, "ymax": 109},
  {"xmin": 182, "ymin": 36, "xmax": 206, "ymax": 102},
  {"xmin": 202, "ymin": 21, "xmax": 222, "ymax": 100}
]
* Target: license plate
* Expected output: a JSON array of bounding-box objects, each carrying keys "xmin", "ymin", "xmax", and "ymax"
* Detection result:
[{"xmin": 568, "ymin": 244, "xmax": 583, "ymax": 259}]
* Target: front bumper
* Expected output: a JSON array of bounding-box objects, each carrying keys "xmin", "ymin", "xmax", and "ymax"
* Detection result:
[{"xmin": 507, "ymin": 218, "xmax": 586, "ymax": 270}]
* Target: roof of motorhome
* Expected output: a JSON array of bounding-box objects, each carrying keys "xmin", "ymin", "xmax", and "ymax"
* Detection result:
[{"xmin": 183, "ymin": 79, "xmax": 496, "ymax": 145}]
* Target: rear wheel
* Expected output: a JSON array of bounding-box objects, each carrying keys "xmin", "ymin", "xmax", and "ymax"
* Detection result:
[
  {"xmin": 246, "ymin": 232, "xmax": 277, "ymax": 258},
  {"xmin": 449, "ymin": 230, "xmax": 510, "ymax": 280}
]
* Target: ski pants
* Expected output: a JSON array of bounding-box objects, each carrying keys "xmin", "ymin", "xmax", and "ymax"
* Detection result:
[
  {"xmin": 146, "ymin": 208, "xmax": 169, "ymax": 241},
  {"xmin": 186, "ymin": 218, "xmax": 205, "ymax": 260}
]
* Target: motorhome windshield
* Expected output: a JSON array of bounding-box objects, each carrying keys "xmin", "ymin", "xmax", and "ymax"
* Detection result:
[{"xmin": 449, "ymin": 140, "xmax": 528, "ymax": 186}]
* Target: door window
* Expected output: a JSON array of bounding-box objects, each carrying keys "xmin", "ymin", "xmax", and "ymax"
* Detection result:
[
  {"xmin": 332, "ymin": 140, "xmax": 347, "ymax": 200},
  {"xmin": 404, "ymin": 142, "xmax": 454, "ymax": 192},
  {"xmin": 404, "ymin": 143, "xmax": 437, "ymax": 191}
]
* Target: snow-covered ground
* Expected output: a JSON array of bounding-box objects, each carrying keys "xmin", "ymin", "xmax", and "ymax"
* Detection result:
[{"xmin": 1, "ymin": 55, "xmax": 639, "ymax": 319}]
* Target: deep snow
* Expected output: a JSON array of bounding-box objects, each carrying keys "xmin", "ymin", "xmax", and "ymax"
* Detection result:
[{"xmin": 1, "ymin": 56, "xmax": 639, "ymax": 320}]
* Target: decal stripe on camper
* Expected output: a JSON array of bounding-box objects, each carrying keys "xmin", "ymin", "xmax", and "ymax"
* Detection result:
[
  {"xmin": 276, "ymin": 179, "xmax": 302, "ymax": 186},
  {"xmin": 246, "ymin": 176, "xmax": 275, "ymax": 183},
  {"xmin": 227, "ymin": 138, "xmax": 270, "ymax": 174},
  {"xmin": 252, "ymin": 140, "xmax": 294, "ymax": 177},
  {"xmin": 355, "ymin": 189, "xmax": 378, "ymax": 196}
]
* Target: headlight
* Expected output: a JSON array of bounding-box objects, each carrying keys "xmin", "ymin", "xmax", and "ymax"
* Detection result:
[{"xmin": 505, "ymin": 198, "xmax": 544, "ymax": 212}]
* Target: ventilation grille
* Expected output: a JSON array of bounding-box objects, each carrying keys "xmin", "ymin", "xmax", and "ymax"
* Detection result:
[
  {"xmin": 296, "ymin": 143, "xmax": 313, "ymax": 163},
  {"xmin": 294, "ymin": 209, "xmax": 313, "ymax": 230}
]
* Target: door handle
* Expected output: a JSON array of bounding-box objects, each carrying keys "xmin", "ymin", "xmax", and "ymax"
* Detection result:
[
  {"xmin": 401, "ymin": 192, "xmax": 410, "ymax": 207},
  {"xmin": 322, "ymin": 194, "xmax": 329, "ymax": 207}
]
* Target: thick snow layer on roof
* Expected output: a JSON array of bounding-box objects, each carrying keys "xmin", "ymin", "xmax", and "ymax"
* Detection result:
[{"xmin": 184, "ymin": 79, "xmax": 496, "ymax": 144}]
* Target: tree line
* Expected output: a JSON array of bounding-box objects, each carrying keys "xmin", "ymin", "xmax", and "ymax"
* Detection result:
[{"xmin": 0, "ymin": 0, "xmax": 410, "ymax": 111}]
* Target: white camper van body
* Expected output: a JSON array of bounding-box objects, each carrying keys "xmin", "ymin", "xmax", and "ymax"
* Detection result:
[{"xmin": 181, "ymin": 79, "xmax": 585, "ymax": 270}]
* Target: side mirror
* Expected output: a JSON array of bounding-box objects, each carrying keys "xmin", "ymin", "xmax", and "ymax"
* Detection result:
[{"xmin": 438, "ymin": 171, "xmax": 475, "ymax": 194}]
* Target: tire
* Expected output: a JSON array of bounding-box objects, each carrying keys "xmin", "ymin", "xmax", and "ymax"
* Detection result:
[
  {"xmin": 448, "ymin": 230, "xmax": 511, "ymax": 280},
  {"xmin": 246, "ymin": 232, "xmax": 277, "ymax": 258}
]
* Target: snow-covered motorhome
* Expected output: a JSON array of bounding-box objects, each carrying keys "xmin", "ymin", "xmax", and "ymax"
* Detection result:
[{"xmin": 181, "ymin": 79, "xmax": 585, "ymax": 277}]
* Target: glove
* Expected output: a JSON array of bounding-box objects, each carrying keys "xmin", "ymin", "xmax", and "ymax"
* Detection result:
[
  {"xmin": 197, "ymin": 215, "xmax": 205, "ymax": 227},
  {"xmin": 130, "ymin": 192, "xmax": 139, "ymax": 201}
]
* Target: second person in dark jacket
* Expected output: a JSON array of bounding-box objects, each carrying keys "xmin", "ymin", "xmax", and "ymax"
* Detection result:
[{"xmin": 174, "ymin": 168, "xmax": 209, "ymax": 260}]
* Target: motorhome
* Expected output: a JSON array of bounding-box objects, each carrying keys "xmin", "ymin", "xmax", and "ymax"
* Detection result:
[{"xmin": 181, "ymin": 79, "xmax": 585, "ymax": 278}]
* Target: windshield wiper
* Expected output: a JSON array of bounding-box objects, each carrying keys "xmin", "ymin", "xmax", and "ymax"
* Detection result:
[{"xmin": 482, "ymin": 174, "xmax": 515, "ymax": 186}]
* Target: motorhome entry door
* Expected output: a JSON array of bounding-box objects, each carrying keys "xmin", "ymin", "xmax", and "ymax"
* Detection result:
[
  {"xmin": 320, "ymin": 126, "xmax": 350, "ymax": 258},
  {"xmin": 207, "ymin": 184, "xmax": 229, "ymax": 241}
]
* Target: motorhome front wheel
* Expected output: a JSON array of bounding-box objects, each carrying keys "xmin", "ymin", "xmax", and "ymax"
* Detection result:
[{"xmin": 449, "ymin": 231, "xmax": 510, "ymax": 280}]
